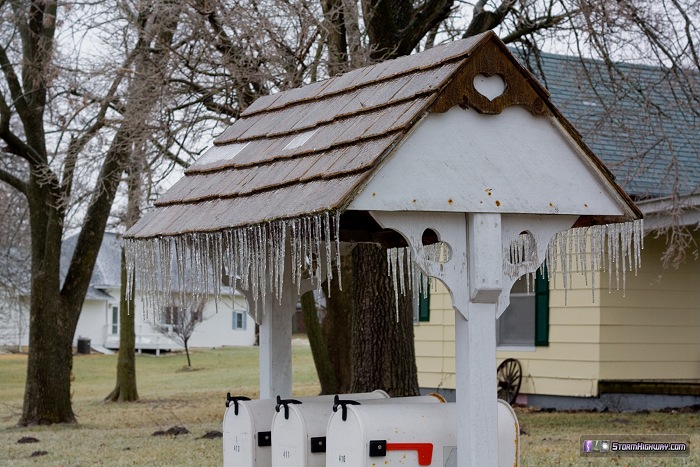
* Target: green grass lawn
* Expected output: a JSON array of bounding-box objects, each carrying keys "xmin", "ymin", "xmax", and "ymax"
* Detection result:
[{"xmin": 1, "ymin": 346, "xmax": 698, "ymax": 466}]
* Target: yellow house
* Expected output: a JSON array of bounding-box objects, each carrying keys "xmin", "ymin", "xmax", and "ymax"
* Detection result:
[
  {"xmin": 414, "ymin": 51, "xmax": 700, "ymax": 410},
  {"xmin": 416, "ymin": 229, "xmax": 700, "ymax": 409}
]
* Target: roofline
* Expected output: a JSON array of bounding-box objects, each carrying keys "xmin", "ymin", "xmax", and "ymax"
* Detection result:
[{"xmin": 636, "ymin": 192, "xmax": 700, "ymax": 230}]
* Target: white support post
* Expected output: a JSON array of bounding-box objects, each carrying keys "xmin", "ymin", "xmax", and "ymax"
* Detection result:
[
  {"xmin": 455, "ymin": 213, "xmax": 502, "ymax": 467},
  {"xmin": 455, "ymin": 304, "xmax": 498, "ymax": 466},
  {"xmin": 258, "ymin": 291, "xmax": 295, "ymax": 399}
]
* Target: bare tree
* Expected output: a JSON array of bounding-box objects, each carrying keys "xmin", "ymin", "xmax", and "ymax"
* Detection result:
[
  {"xmin": 2, "ymin": 0, "xmax": 694, "ymax": 426},
  {"xmin": 105, "ymin": 0, "xmax": 185, "ymax": 405},
  {"xmin": 0, "ymin": 0, "xmax": 187, "ymax": 425},
  {"xmin": 156, "ymin": 297, "xmax": 207, "ymax": 368}
]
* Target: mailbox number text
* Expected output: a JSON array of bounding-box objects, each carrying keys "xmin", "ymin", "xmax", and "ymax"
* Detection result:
[
  {"xmin": 283, "ymin": 450, "xmax": 291, "ymax": 459},
  {"xmin": 338, "ymin": 454, "xmax": 346, "ymax": 463},
  {"xmin": 233, "ymin": 444, "xmax": 241, "ymax": 453}
]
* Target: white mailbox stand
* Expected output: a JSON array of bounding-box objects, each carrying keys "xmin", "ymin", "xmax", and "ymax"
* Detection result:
[{"xmin": 126, "ymin": 32, "xmax": 642, "ymax": 467}]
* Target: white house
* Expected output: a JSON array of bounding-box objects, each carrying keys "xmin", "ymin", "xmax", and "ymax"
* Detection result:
[{"xmin": 0, "ymin": 232, "xmax": 256, "ymax": 352}]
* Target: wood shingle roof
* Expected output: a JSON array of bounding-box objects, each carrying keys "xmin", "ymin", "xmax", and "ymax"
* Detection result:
[{"xmin": 127, "ymin": 31, "xmax": 638, "ymax": 240}]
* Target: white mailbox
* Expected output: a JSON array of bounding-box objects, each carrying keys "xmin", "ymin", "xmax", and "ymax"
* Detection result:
[
  {"xmin": 271, "ymin": 394, "xmax": 444, "ymax": 467},
  {"xmin": 224, "ymin": 391, "xmax": 389, "ymax": 467},
  {"xmin": 326, "ymin": 400, "xmax": 520, "ymax": 467}
]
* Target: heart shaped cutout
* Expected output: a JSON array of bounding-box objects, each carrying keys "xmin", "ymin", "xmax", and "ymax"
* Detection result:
[{"xmin": 473, "ymin": 74, "xmax": 505, "ymax": 101}]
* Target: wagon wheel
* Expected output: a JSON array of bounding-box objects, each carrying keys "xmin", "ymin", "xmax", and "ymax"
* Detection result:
[{"xmin": 497, "ymin": 358, "xmax": 522, "ymax": 405}]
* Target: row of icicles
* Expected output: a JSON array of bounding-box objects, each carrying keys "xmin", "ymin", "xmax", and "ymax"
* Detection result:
[
  {"xmin": 124, "ymin": 213, "xmax": 643, "ymax": 323},
  {"xmin": 387, "ymin": 218, "xmax": 644, "ymax": 315}
]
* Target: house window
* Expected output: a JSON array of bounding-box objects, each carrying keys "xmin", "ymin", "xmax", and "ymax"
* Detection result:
[
  {"xmin": 233, "ymin": 310, "xmax": 247, "ymax": 330},
  {"xmin": 110, "ymin": 304, "xmax": 119, "ymax": 334},
  {"xmin": 418, "ymin": 285, "xmax": 430, "ymax": 323},
  {"xmin": 497, "ymin": 268, "xmax": 549, "ymax": 347}
]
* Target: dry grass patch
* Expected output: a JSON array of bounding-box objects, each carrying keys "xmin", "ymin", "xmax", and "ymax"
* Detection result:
[
  {"xmin": 1, "ymin": 346, "xmax": 699, "ymax": 465},
  {"xmin": 0, "ymin": 346, "xmax": 320, "ymax": 466},
  {"xmin": 516, "ymin": 408, "xmax": 699, "ymax": 466}
]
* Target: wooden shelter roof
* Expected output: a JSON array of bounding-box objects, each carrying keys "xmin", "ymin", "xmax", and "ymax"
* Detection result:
[{"xmin": 127, "ymin": 31, "xmax": 640, "ymax": 240}]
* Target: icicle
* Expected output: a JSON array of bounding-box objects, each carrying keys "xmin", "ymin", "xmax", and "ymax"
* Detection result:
[
  {"xmin": 291, "ymin": 218, "xmax": 300, "ymax": 294},
  {"xmin": 406, "ymin": 248, "xmax": 414, "ymax": 294},
  {"xmin": 540, "ymin": 220, "xmax": 643, "ymax": 306},
  {"xmin": 324, "ymin": 212, "xmax": 333, "ymax": 297},
  {"xmin": 387, "ymin": 248, "xmax": 400, "ymax": 322},
  {"xmin": 125, "ymin": 215, "xmax": 643, "ymax": 327},
  {"xmin": 334, "ymin": 211, "xmax": 342, "ymax": 291},
  {"xmin": 277, "ymin": 221, "xmax": 287, "ymax": 305},
  {"xmin": 259, "ymin": 224, "xmax": 268, "ymax": 311},
  {"xmin": 313, "ymin": 214, "xmax": 323, "ymax": 294},
  {"xmin": 559, "ymin": 231, "xmax": 568, "ymax": 305},
  {"xmin": 398, "ymin": 248, "xmax": 406, "ymax": 295}
]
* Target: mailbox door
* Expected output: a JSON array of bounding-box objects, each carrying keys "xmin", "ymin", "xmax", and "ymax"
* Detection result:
[
  {"xmin": 223, "ymin": 405, "xmax": 256, "ymax": 467},
  {"xmin": 326, "ymin": 405, "xmax": 366, "ymax": 467},
  {"xmin": 271, "ymin": 404, "xmax": 308, "ymax": 467},
  {"xmin": 326, "ymin": 401, "xmax": 519, "ymax": 467},
  {"xmin": 272, "ymin": 402, "xmax": 336, "ymax": 467}
]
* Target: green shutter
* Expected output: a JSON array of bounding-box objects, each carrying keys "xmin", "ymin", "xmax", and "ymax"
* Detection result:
[
  {"xmin": 418, "ymin": 282, "xmax": 430, "ymax": 322},
  {"xmin": 534, "ymin": 267, "xmax": 549, "ymax": 346}
]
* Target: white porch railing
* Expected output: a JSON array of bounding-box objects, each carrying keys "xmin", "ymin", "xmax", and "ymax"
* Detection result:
[{"xmin": 103, "ymin": 324, "xmax": 177, "ymax": 356}]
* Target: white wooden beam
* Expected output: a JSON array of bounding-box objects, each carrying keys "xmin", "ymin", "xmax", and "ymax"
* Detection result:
[
  {"xmin": 451, "ymin": 213, "xmax": 502, "ymax": 466},
  {"xmin": 255, "ymin": 240, "xmax": 334, "ymax": 399}
]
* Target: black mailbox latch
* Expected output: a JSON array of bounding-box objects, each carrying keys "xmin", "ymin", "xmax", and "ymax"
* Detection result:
[
  {"xmin": 310, "ymin": 436, "xmax": 326, "ymax": 453},
  {"xmin": 333, "ymin": 395, "xmax": 362, "ymax": 421},
  {"xmin": 258, "ymin": 431, "xmax": 272, "ymax": 447},
  {"xmin": 369, "ymin": 440, "xmax": 387, "ymax": 457}
]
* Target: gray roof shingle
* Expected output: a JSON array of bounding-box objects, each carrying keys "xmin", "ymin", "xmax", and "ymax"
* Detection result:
[{"xmin": 527, "ymin": 52, "xmax": 700, "ymax": 199}]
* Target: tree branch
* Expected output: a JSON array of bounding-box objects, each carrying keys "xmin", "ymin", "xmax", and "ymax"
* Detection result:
[
  {"xmin": 0, "ymin": 41, "xmax": 29, "ymax": 118},
  {"xmin": 168, "ymin": 77, "xmax": 239, "ymax": 117},
  {"xmin": 463, "ymin": 0, "xmax": 517, "ymax": 38},
  {"xmin": 0, "ymin": 89, "xmax": 44, "ymax": 166},
  {"xmin": 59, "ymin": 46, "xmax": 144, "ymax": 203},
  {"xmin": 501, "ymin": 11, "xmax": 577, "ymax": 44},
  {"xmin": 404, "ymin": 0, "xmax": 454, "ymax": 52},
  {"xmin": 0, "ymin": 167, "xmax": 28, "ymax": 195}
]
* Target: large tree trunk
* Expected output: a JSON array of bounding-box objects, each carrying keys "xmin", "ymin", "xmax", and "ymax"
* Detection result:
[
  {"xmin": 14, "ymin": 0, "xmax": 180, "ymax": 423},
  {"xmin": 20, "ymin": 196, "xmax": 77, "ymax": 425},
  {"xmin": 322, "ymin": 254, "xmax": 354, "ymax": 393},
  {"xmin": 20, "ymin": 300, "xmax": 77, "ymax": 425},
  {"xmin": 105, "ymin": 249, "xmax": 139, "ymax": 402},
  {"xmin": 351, "ymin": 243, "xmax": 419, "ymax": 397},
  {"xmin": 301, "ymin": 290, "xmax": 338, "ymax": 394},
  {"xmin": 313, "ymin": 0, "xmax": 450, "ymax": 399}
]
